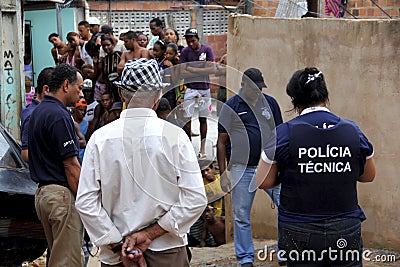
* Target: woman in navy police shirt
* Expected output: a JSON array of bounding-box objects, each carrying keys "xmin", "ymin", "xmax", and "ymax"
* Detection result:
[{"xmin": 256, "ymin": 67, "xmax": 375, "ymax": 267}]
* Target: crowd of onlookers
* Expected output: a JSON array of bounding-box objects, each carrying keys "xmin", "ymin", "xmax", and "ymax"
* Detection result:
[
  {"xmin": 20, "ymin": 16, "xmax": 376, "ymax": 266},
  {"xmin": 24, "ymin": 16, "xmax": 227, "ymax": 254}
]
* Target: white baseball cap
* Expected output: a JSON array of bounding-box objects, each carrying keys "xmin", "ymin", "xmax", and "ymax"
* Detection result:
[
  {"xmin": 87, "ymin": 17, "xmax": 100, "ymax": 25},
  {"xmin": 82, "ymin": 79, "xmax": 93, "ymax": 90}
]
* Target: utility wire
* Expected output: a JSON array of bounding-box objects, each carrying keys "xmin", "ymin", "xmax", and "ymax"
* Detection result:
[
  {"xmin": 334, "ymin": 0, "xmax": 358, "ymax": 19},
  {"xmin": 370, "ymin": 0, "xmax": 392, "ymax": 19},
  {"xmin": 245, "ymin": 0, "xmax": 283, "ymax": 16},
  {"xmin": 214, "ymin": 0, "xmax": 231, "ymax": 11}
]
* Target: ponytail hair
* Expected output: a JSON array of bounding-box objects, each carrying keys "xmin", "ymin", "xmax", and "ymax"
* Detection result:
[
  {"xmin": 154, "ymin": 39, "xmax": 167, "ymax": 52},
  {"xmin": 286, "ymin": 67, "xmax": 329, "ymax": 111}
]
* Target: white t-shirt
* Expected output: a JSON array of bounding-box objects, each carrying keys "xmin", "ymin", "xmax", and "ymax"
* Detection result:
[
  {"xmin": 79, "ymin": 41, "xmax": 94, "ymax": 65},
  {"xmin": 83, "ymin": 100, "xmax": 98, "ymax": 122}
]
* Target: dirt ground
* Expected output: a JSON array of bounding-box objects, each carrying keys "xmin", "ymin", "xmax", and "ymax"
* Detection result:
[{"xmin": 26, "ymin": 239, "xmax": 399, "ymax": 266}]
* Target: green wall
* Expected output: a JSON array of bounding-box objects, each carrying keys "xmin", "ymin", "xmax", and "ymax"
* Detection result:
[{"xmin": 25, "ymin": 8, "xmax": 76, "ymax": 86}]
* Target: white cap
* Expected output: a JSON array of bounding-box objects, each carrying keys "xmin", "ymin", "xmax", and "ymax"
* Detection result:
[
  {"xmin": 82, "ymin": 79, "xmax": 93, "ymax": 90},
  {"xmin": 87, "ymin": 17, "xmax": 100, "ymax": 25}
]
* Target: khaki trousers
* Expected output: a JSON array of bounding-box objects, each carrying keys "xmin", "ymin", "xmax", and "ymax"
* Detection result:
[
  {"xmin": 144, "ymin": 246, "xmax": 189, "ymax": 267},
  {"xmin": 101, "ymin": 246, "xmax": 189, "ymax": 267},
  {"xmin": 35, "ymin": 184, "xmax": 84, "ymax": 267}
]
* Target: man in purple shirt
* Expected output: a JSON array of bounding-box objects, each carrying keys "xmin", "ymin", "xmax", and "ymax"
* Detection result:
[{"xmin": 179, "ymin": 28, "xmax": 216, "ymax": 159}]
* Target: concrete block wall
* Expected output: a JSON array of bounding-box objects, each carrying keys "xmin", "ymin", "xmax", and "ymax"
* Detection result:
[
  {"xmin": 227, "ymin": 14, "xmax": 400, "ymax": 251},
  {"xmin": 88, "ymin": 1, "xmax": 191, "ymax": 12},
  {"xmin": 87, "ymin": 1, "xmax": 229, "ymax": 57}
]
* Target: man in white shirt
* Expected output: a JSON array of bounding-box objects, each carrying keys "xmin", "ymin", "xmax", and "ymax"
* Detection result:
[{"xmin": 75, "ymin": 58, "xmax": 207, "ymax": 267}]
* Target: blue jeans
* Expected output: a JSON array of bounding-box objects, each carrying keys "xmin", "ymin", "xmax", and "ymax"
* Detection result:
[
  {"xmin": 278, "ymin": 218, "xmax": 362, "ymax": 267},
  {"xmin": 230, "ymin": 164, "xmax": 281, "ymax": 265}
]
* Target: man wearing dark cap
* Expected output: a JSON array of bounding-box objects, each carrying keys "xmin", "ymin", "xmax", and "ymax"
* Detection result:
[
  {"xmin": 180, "ymin": 28, "xmax": 216, "ymax": 160},
  {"xmin": 76, "ymin": 58, "xmax": 207, "ymax": 267},
  {"xmin": 217, "ymin": 68, "xmax": 283, "ymax": 267}
]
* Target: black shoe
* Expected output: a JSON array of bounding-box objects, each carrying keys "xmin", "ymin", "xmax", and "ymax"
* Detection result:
[{"xmin": 241, "ymin": 263, "xmax": 253, "ymax": 267}]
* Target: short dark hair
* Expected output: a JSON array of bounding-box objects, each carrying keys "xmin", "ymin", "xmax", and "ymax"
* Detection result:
[
  {"xmin": 66, "ymin": 32, "xmax": 79, "ymax": 43},
  {"xmin": 150, "ymin": 18, "xmax": 163, "ymax": 27},
  {"xmin": 286, "ymin": 67, "xmax": 329, "ymax": 111},
  {"xmin": 101, "ymin": 91, "xmax": 112, "ymax": 98},
  {"xmin": 78, "ymin": 20, "xmax": 90, "ymax": 28},
  {"xmin": 166, "ymin": 43, "xmax": 178, "ymax": 54},
  {"xmin": 136, "ymin": 31, "xmax": 148, "ymax": 40},
  {"xmin": 48, "ymin": 64, "xmax": 79, "ymax": 93},
  {"xmin": 48, "ymin": 33, "xmax": 59, "ymax": 42},
  {"xmin": 85, "ymin": 40, "xmax": 100, "ymax": 57},
  {"xmin": 101, "ymin": 35, "xmax": 115, "ymax": 45},
  {"xmin": 124, "ymin": 31, "xmax": 139, "ymax": 41},
  {"xmin": 156, "ymin": 97, "xmax": 171, "ymax": 114},
  {"xmin": 36, "ymin": 67, "xmax": 54, "ymax": 95}
]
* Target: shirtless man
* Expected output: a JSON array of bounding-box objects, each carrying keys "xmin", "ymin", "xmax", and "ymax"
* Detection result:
[
  {"xmin": 201, "ymin": 206, "xmax": 226, "ymax": 247},
  {"xmin": 48, "ymin": 33, "xmax": 68, "ymax": 65},
  {"xmin": 117, "ymin": 31, "xmax": 150, "ymax": 74}
]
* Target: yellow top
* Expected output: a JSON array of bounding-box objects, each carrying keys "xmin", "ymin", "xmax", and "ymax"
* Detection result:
[{"xmin": 204, "ymin": 174, "xmax": 224, "ymax": 216}]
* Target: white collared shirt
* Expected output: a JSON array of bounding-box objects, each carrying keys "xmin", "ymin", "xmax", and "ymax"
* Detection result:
[
  {"xmin": 300, "ymin": 106, "xmax": 330, "ymax": 115},
  {"xmin": 76, "ymin": 108, "xmax": 207, "ymax": 264},
  {"xmin": 261, "ymin": 106, "xmax": 331, "ymax": 164}
]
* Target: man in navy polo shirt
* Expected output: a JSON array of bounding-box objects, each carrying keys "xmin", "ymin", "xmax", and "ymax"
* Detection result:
[
  {"xmin": 217, "ymin": 68, "xmax": 282, "ymax": 267},
  {"xmin": 20, "ymin": 67, "xmax": 54, "ymax": 162},
  {"xmin": 28, "ymin": 63, "xmax": 84, "ymax": 266},
  {"xmin": 180, "ymin": 28, "xmax": 216, "ymax": 159}
]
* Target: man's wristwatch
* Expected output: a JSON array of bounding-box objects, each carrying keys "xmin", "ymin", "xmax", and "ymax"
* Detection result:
[{"xmin": 110, "ymin": 240, "xmax": 124, "ymax": 254}]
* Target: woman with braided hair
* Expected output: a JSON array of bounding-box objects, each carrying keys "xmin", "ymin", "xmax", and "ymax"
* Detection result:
[{"xmin": 256, "ymin": 67, "xmax": 375, "ymax": 267}]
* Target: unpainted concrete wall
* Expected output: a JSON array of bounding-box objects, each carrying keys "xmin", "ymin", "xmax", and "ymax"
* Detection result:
[{"xmin": 226, "ymin": 14, "xmax": 400, "ymax": 251}]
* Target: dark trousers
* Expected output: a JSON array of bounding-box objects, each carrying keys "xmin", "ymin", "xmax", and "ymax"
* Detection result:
[{"xmin": 278, "ymin": 218, "xmax": 362, "ymax": 267}]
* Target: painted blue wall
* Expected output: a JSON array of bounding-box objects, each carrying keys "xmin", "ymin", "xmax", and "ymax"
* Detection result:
[{"xmin": 25, "ymin": 8, "xmax": 76, "ymax": 86}]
